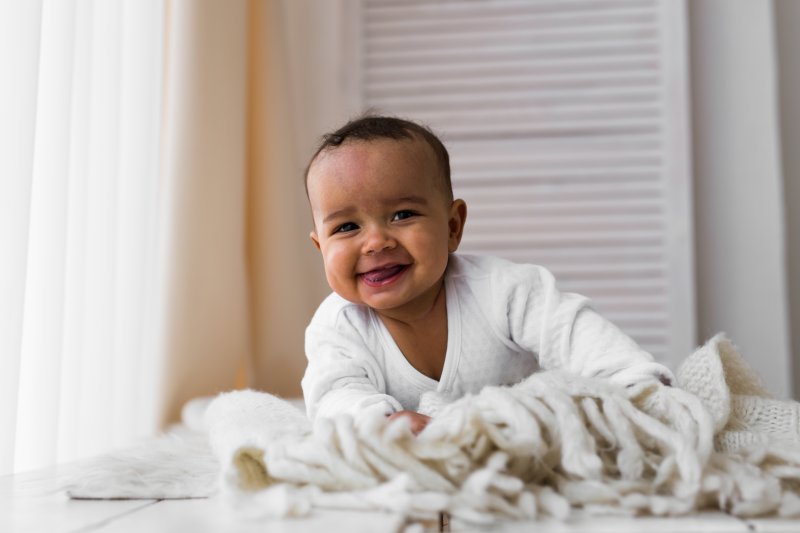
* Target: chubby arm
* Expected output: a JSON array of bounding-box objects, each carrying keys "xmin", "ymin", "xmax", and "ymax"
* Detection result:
[
  {"xmin": 566, "ymin": 306, "xmax": 674, "ymax": 386},
  {"xmin": 498, "ymin": 263, "xmax": 674, "ymax": 387},
  {"xmin": 302, "ymin": 321, "xmax": 403, "ymax": 421}
]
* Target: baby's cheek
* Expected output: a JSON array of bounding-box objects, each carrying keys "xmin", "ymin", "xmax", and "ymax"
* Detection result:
[
  {"xmin": 325, "ymin": 246, "xmax": 359, "ymax": 292},
  {"xmin": 324, "ymin": 245, "xmax": 352, "ymax": 272}
]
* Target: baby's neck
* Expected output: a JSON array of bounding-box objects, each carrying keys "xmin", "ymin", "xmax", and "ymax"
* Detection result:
[{"xmin": 376, "ymin": 281, "xmax": 448, "ymax": 381}]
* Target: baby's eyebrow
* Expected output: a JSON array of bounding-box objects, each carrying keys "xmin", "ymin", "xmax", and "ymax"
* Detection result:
[
  {"xmin": 391, "ymin": 195, "xmax": 428, "ymax": 206},
  {"xmin": 323, "ymin": 207, "xmax": 356, "ymax": 224}
]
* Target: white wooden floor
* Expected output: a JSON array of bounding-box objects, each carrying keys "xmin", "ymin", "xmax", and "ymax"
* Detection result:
[{"xmin": 2, "ymin": 465, "xmax": 798, "ymax": 533}]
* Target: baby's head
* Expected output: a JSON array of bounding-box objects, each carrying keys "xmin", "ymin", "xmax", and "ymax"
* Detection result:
[
  {"xmin": 305, "ymin": 115, "xmax": 467, "ymax": 317},
  {"xmin": 304, "ymin": 115, "xmax": 452, "ymax": 201}
]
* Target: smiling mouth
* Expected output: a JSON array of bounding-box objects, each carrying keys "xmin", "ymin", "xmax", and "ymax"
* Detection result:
[{"xmin": 359, "ymin": 264, "xmax": 409, "ymax": 287}]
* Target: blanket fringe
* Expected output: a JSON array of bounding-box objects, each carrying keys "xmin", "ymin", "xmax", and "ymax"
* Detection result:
[
  {"xmin": 61, "ymin": 335, "xmax": 800, "ymax": 525},
  {"xmin": 203, "ymin": 372, "xmax": 800, "ymax": 524}
]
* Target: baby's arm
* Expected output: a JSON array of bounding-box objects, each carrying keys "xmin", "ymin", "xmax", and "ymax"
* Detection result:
[
  {"xmin": 302, "ymin": 322, "xmax": 403, "ymax": 421},
  {"xmin": 566, "ymin": 306, "xmax": 674, "ymax": 386},
  {"xmin": 500, "ymin": 263, "xmax": 674, "ymax": 387}
]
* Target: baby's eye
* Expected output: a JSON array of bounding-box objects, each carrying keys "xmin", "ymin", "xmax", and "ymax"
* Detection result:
[
  {"xmin": 334, "ymin": 222, "xmax": 359, "ymax": 234},
  {"xmin": 392, "ymin": 210, "xmax": 417, "ymax": 222}
]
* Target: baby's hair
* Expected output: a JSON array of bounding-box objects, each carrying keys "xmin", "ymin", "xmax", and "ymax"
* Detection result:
[{"xmin": 304, "ymin": 114, "xmax": 452, "ymax": 201}]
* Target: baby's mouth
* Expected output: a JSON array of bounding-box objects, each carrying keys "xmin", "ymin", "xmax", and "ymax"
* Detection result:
[{"xmin": 360, "ymin": 264, "xmax": 409, "ymax": 287}]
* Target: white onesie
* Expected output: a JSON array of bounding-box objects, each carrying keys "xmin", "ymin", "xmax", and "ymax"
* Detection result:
[{"xmin": 302, "ymin": 253, "xmax": 673, "ymax": 421}]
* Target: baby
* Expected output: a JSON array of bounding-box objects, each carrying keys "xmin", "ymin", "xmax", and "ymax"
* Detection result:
[{"xmin": 302, "ymin": 115, "xmax": 673, "ymax": 434}]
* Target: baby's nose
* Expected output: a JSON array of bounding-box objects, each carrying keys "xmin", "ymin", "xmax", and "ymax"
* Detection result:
[{"xmin": 363, "ymin": 226, "xmax": 396, "ymax": 255}]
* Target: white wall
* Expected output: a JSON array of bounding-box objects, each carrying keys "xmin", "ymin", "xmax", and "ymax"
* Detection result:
[
  {"xmin": 688, "ymin": 0, "xmax": 794, "ymax": 398},
  {"xmin": 775, "ymin": 0, "xmax": 800, "ymax": 399}
]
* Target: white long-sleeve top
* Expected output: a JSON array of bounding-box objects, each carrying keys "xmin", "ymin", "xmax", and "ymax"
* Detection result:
[{"xmin": 302, "ymin": 253, "xmax": 673, "ymax": 421}]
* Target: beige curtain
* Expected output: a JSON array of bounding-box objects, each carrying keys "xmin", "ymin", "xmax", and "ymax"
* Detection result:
[
  {"xmin": 247, "ymin": 0, "xmax": 356, "ymax": 397},
  {"xmin": 245, "ymin": 0, "xmax": 335, "ymax": 400},
  {"xmin": 156, "ymin": 0, "xmax": 337, "ymax": 425}
]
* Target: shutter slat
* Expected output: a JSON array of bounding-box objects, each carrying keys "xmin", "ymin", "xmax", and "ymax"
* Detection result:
[
  {"xmin": 367, "ymin": 54, "xmax": 659, "ymax": 83},
  {"xmin": 368, "ymin": 88, "xmax": 660, "ymax": 113},
  {"xmin": 365, "ymin": 0, "xmax": 656, "ymax": 22},
  {"xmin": 466, "ymin": 199, "xmax": 665, "ymax": 217},
  {"xmin": 365, "ymin": 24, "xmax": 658, "ymax": 55},
  {"xmin": 366, "ymin": 72, "xmax": 660, "ymax": 98},
  {"xmin": 366, "ymin": 40, "xmax": 659, "ymax": 66},
  {"xmin": 456, "ymin": 168, "xmax": 663, "ymax": 182},
  {"xmin": 366, "ymin": 6, "xmax": 656, "ymax": 37}
]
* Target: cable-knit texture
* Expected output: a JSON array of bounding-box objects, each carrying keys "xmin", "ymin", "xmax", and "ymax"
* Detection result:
[{"xmin": 676, "ymin": 333, "xmax": 799, "ymax": 452}]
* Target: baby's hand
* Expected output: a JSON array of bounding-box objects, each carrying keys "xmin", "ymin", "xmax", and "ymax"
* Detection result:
[{"xmin": 387, "ymin": 410, "xmax": 431, "ymax": 435}]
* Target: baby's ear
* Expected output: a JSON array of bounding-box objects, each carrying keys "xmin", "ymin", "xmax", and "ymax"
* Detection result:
[
  {"xmin": 310, "ymin": 231, "xmax": 321, "ymax": 251},
  {"xmin": 448, "ymin": 199, "xmax": 467, "ymax": 252}
]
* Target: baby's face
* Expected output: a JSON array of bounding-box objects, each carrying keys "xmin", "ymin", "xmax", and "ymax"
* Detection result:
[{"xmin": 307, "ymin": 137, "xmax": 466, "ymax": 319}]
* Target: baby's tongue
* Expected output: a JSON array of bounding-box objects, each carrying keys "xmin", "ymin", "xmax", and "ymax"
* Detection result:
[{"xmin": 365, "ymin": 265, "xmax": 405, "ymax": 282}]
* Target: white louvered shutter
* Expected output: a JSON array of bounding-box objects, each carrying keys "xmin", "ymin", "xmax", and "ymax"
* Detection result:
[{"xmin": 355, "ymin": 0, "xmax": 694, "ymax": 368}]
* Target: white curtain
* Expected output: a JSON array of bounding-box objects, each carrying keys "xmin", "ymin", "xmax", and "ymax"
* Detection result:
[
  {"xmin": 0, "ymin": 0, "xmax": 331, "ymax": 476},
  {"xmin": 0, "ymin": 0, "xmax": 164, "ymax": 475}
]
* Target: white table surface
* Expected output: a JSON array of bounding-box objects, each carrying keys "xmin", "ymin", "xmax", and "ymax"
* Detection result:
[{"xmin": 2, "ymin": 465, "xmax": 798, "ymax": 533}]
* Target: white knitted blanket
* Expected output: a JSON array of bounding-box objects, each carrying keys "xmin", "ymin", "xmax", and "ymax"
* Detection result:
[{"xmin": 66, "ymin": 334, "xmax": 800, "ymax": 524}]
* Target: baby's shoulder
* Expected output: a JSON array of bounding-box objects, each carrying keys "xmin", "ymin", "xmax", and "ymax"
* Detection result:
[
  {"xmin": 449, "ymin": 253, "xmax": 552, "ymax": 287},
  {"xmin": 309, "ymin": 292, "xmax": 372, "ymax": 331}
]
